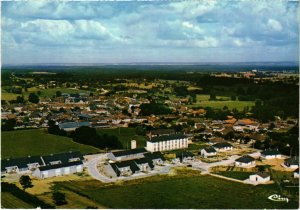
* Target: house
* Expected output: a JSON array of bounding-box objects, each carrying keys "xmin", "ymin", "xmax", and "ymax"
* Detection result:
[
  {"xmin": 213, "ymin": 142, "xmax": 233, "ymax": 152},
  {"xmin": 176, "ymin": 151, "xmax": 194, "ymax": 163},
  {"xmin": 293, "ymin": 168, "xmax": 299, "ymax": 178},
  {"xmin": 235, "ymin": 155, "xmax": 256, "ymax": 168},
  {"xmin": 107, "ymin": 148, "xmax": 147, "ymax": 162},
  {"xmin": 33, "ymin": 161, "xmax": 83, "ymax": 179},
  {"xmin": 283, "ymin": 156, "xmax": 299, "ymax": 169},
  {"xmin": 146, "ymin": 134, "xmax": 188, "ymax": 152},
  {"xmin": 201, "ymin": 147, "xmax": 217, "ymax": 158},
  {"xmin": 1, "ymin": 156, "xmax": 44, "ymax": 175},
  {"xmin": 147, "ymin": 129, "xmax": 175, "ymax": 138},
  {"xmin": 58, "ymin": 121, "xmax": 91, "ymax": 131},
  {"xmin": 249, "ymin": 172, "xmax": 270, "ymax": 183},
  {"xmin": 134, "ymin": 158, "xmax": 154, "ymax": 172},
  {"xmin": 144, "ymin": 152, "xmax": 165, "ymax": 165},
  {"xmin": 109, "ymin": 160, "xmax": 140, "ymax": 177},
  {"xmin": 260, "ymin": 149, "xmax": 281, "ymax": 159}
]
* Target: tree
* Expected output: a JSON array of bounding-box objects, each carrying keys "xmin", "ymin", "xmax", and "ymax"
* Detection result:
[
  {"xmin": 52, "ymin": 191, "xmax": 67, "ymax": 206},
  {"xmin": 2, "ymin": 118, "xmax": 16, "ymax": 131},
  {"xmin": 231, "ymin": 95, "xmax": 236, "ymax": 101},
  {"xmin": 16, "ymin": 95, "xmax": 24, "ymax": 104},
  {"xmin": 56, "ymin": 91, "xmax": 62, "ymax": 97},
  {"xmin": 28, "ymin": 93, "xmax": 39, "ymax": 104},
  {"xmin": 19, "ymin": 175, "xmax": 33, "ymax": 190},
  {"xmin": 209, "ymin": 92, "xmax": 216, "ymax": 100}
]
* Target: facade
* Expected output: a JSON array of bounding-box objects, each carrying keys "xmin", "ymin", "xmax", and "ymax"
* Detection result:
[
  {"xmin": 283, "ymin": 156, "xmax": 299, "ymax": 169},
  {"xmin": 58, "ymin": 122, "xmax": 91, "ymax": 131},
  {"xmin": 146, "ymin": 134, "xmax": 188, "ymax": 152},
  {"xmin": 201, "ymin": 147, "xmax": 217, "ymax": 158},
  {"xmin": 33, "ymin": 161, "xmax": 83, "ymax": 179},
  {"xmin": 260, "ymin": 149, "xmax": 281, "ymax": 159},
  {"xmin": 2, "ymin": 151, "xmax": 84, "ymax": 179},
  {"xmin": 213, "ymin": 142, "xmax": 233, "ymax": 152},
  {"xmin": 144, "ymin": 152, "xmax": 165, "ymax": 165},
  {"xmin": 249, "ymin": 172, "xmax": 270, "ymax": 183},
  {"xmin": 176, "ymin": 151, "xmax": 194, "ymax": 163},
  {"xmin": 235, "ymin": 155, "xmax": 256, "ymax": 168}
]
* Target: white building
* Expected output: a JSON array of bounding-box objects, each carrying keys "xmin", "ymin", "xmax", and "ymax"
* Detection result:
[
  {"xmin": 235, "ymin": 155, "xmax": 256, "ymax": 168},
  {"xmin": 249, "ymin": 172, "xmax": 270, "ymax": 183},
  {"xmin": 107, "ymin": 148, "xmax": 147, "ymax": 162},
  {"xmin": 201, "ymin": 147, "xmax": 217, "ymax": 158},
  {"xmin": 283, "ymin": 156, "xmax": 299, "ymax": 169},
  {"xmin": 212, "ymin": 142, "xmax": 233, "ymax": 152},
  {"xmin": 260, "ymin": 149, "xmax": 282, "ymax": 159},
  {"xmin": 146, "ymin": 134, "xmax": 188, "ymax": 152}
]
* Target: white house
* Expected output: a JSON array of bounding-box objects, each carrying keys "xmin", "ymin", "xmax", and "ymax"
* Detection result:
[
  {"xmin": 260, "ymin": 149, "xmax": 282, "ymax": 159},
  {"xmin": 294, "ymin": 168, "xmax": 299, "ymax": 178},
  {"xmin": 235, "ymin": 155, "xmax": 256, "ymax": 168},
  {"xmin": 249, "ymin": 172, "xmax": 270, "ymax": 183},
  {"xmin": 33, "ymin": 161, "xmax": 83, "ymax": 179},
  {"xmin": 146, "ymin": 134, "xmax": 188, "ymax": 152},
  {"xmin": 201, "ymin": 147, "xmax": 217, "ymax": 158},
  {"xmin": 213, "ymin": 142, "xmax": 233, "ymax": 152},
  {"xmin": 176, "ymin": 151, "xmax": 194, "ymax": 163},
  {"xmin": 144, "ymin": 152, "xmax": 165, "ymax": 166},
  {"xmin": 283, "ymin": 156, "xmax": 299, "ymax": 169}
]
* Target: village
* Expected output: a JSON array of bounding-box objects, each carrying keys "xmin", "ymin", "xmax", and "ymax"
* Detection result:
[{"xmin": 1, "ymin": 68, "xmax": 299, "ymax": 208}]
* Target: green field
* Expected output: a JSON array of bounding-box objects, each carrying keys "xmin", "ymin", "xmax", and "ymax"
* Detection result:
[
  {"xmin": 1, "ymin": 129, "xmax": 100, "ymax": 158},
  {"xmin": 1, "ymin": 192, "xmax": 34, "ymax": 209},
  {"xmin": 215, "ymin": 171, "xmax": 254, "ymax": 180},
  {"xmin": 96, "ymin": 127, "xmax": 147, "ymax": 149},
  {"xmin": 51, "ymin": 169, "xmax": 297, "ymax": 209}
]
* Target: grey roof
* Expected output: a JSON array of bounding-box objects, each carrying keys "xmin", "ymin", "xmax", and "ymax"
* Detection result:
[
  {"xmin": 112, "ymin": 148, "xmax": 147, "ymax": 157},
  {"xmin": 213, "ymin": 142, "xmax": 233, "ymax": 149},
  {"xmin": 235, "ymin": 155, "xmax": 255, "ymax": 163},
  {"xmin": 261, "ymin": 149, "xmax": 281, "ymax": 156},
  {"xmin": 1, "ymin": 156, "xmax": 43, "ymax": 171},
  {"xmin": 42, "ymin": 151, "xmax": 84, "ymax": 165},
  {"xmin": 134, "ymin": 158, "xmax": 154, "ymax": 169},
  {"xmin": 203, "ymin": 147, "xmax": 217, "ymax": 153},
  {"xmin": 285, "ymin": 156, "xmax": 299, "ymax": 166},
  {"xmin": 144, "ymin": 152, "xmax": 165, "ymax": 161},
  {"xmin": 39, "ymin": 160, "xmax": 83, "ymax": 171},
  {"xmin": 256, "ymin": 171, "xmax": 270, "ymax": 178},
  {"xmin": 112, "ymin": 160, "xmax": 140, "ymax": 176},
  {"xmin": 58, "ymin": 122, "xmax": 90, "ymax": 129},
  {"xmin": 149, "ymin": 134, "xmax": 187, "ymax": 143}
]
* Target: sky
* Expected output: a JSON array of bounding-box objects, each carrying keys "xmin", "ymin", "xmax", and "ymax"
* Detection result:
[{"xmin": 1, "ymin": 0, "xmax": 299, "ymax": 64}]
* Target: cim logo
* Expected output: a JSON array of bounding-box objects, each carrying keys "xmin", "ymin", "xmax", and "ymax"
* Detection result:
[{"xmin": 268, "ymin": 194, "xmax": 289, "ymax": 203}]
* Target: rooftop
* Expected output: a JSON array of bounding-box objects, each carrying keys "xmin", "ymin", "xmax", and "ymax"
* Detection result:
[
  {"xmin": 149, "ymin": 133, "xmax": 187, "ymax": 143},
  {"xmin": 235, "ymin": 155, "xmax": 255, "ymax": 163}
]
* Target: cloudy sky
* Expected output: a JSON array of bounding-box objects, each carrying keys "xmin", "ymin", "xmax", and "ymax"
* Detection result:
[{"xmin": 1, "ymin": 0, "xmax": 299, "ymax": 64}]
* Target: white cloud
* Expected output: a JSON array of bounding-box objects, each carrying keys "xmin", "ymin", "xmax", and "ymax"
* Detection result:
[{"xmin": 267, "ymin": 18, "xmax": 283, "ymax": 31}]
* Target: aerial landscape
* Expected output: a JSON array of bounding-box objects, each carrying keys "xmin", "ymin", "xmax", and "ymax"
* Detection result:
[{"xmin": 1, "ymin": 0, "xmax": 299, "ymax": 209}]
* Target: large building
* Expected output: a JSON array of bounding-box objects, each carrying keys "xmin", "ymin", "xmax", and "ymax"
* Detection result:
[
  {"xmin": 146, "ymin": 134, "xmax": 188, "ymax": 152},
  {"xmin": 2, "ymin": 151, "xmax": 84, "ymax": 179}
]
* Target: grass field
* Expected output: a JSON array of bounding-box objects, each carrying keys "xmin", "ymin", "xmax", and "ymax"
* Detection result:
[
  {"xmin": 214, "ymin": 171, "xmax": 254, "ymax": 180},
  {"xmin": 1, "ymin": 129, "xmax": 100, "ymax": 158},
  {"xmin": 1, "ymin": 192, "xmax": 34, "ymax": 209},
  {"xmin": 49, "ymin": 169, "xmax": 297, "ymax": 209},
  {"xmin": 96, "ymin": 127, "xmax": 147, "ymax": 149}
]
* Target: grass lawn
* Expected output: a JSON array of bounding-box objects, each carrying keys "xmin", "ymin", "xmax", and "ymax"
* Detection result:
[
  {"xmin": 50, "ymin": 169, "xmax": 297, "ymax": 209},
  {"xmin": 191, "ymin": 100, "xmax": 255, "ymax": 111},
  {"xmin": 1, "ymin": 192, "xmax": 34, "ymax": 209},
  {"xmin": 96, "ymin": 127, "xmax": 147, "ymax": 149},
  {"xmin": 214, "ymin": 171, "xmax": 254, "ymax": 180},
  {"xmin": 1, "ymin": 129, "xmax": 100, "ymax": 158}
]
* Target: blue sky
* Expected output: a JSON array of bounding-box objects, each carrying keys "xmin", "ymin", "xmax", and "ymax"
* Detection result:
[{"xmin": 1, "ymin": 0, "xmax": 299, "ymax": 64}]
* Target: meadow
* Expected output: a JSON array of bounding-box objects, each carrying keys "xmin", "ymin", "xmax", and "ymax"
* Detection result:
[
  {"xmin": 96, "ymin": 127, "xmax": 147, "ymax": 149},
  {"xmin": 1, "ymin": 192, "xmax": 34, "ymax": 209},
  {"xmin": 48, "ymin": 169, "xmax": 297, "ymax": 209},
  {"xmin": 1, "ymin": 129, "xmax": 100, "ymax": 158}
]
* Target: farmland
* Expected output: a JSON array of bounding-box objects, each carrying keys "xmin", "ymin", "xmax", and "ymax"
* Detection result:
[
  {"xmin": 96, "ymin": 127, "xmax": 147, "ymax": 149},
  {"xmin": 1, "ymin": 192, "xmax": 34, "ymax": 209},
  {"xmin": 45, "ymin": 169, "xmax": 297, "ymax": 209},
  {"xmin": 1, "ymin": 129, "xmax": 100, "ymax": 158}
]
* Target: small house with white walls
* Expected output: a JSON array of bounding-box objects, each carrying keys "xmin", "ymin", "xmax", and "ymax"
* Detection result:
[
  {"xmin": 235, "ymin": 155, "xmax": 256, "ymax": 168},
  {"xmin": 201, "ymin": 147, "xmax": 217, "ymax": 158},
  {"xmin": 213, "ymin": 142, "xmax": 233, "ymax": 152},
  {"xmin": 108, "ymin": 148, "xmax": 147, "ymax": 162},
  {"xmin": 283, "ymin": 156, "xmax": 299, "ymax": 169},
  {"xmin": 249, "ymin": 172, "xmax": 270, "ymax": 183},
  {"xmin": 260, "ymin": 149, "xmax": 281, "ymax": 159}
]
